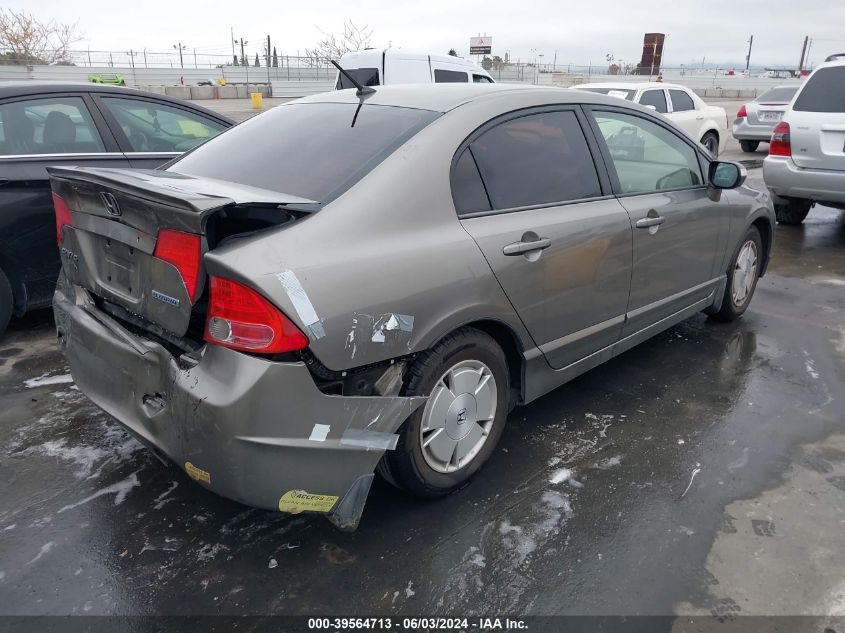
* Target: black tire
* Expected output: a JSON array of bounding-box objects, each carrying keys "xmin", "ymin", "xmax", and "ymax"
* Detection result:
[
  {"xmin": 0, "ymin": 267, "xmax": 12, "ymax": 338},
  {"xmin": 711, "ymin": 226, "xmax": 763, "ymax": 322},
  {"xmin": 774, "ymin": 198, "xmax": 812, "ymax": 225},
  {"xmin": 739, "ymin": 140, "xmax": 760, "ymax": 153},
  {"xmin": 701, "ymin": 131, "xmax": 720, "ymax": 157},
  {"xmin": 378, "ymin": 327, "xmax": 510, "ymax": 498}
]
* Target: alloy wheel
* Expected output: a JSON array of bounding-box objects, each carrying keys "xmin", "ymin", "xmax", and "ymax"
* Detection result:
[{"xmin": 731, "ymin": 239, "xmax": 758, "ymax": 306}]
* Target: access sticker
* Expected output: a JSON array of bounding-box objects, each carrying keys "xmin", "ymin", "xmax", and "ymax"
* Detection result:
[
  {"xmin": 185, "ymin": 462, "xmax": 211, "ymax": 484},
  {"xmin": 278, "ymin": 490, "xmax": 338, "ymax": 514}
]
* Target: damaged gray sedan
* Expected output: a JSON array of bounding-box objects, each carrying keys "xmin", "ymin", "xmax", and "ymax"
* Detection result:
[{"xmin": 50, "ymin": 84, "xmax": 774, "ymax": 530}]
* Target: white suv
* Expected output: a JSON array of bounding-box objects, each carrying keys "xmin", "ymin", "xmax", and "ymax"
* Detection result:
[{"xmin": 763, "ymin": 54, "xmax": 845, "ymax": 224}]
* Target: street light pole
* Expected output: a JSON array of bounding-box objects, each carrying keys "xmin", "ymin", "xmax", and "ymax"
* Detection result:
[
  {"xmin": 745, "ymin": 35, "xmax": 754, "ymax": 73},
  {"xmin": 173, "ymin": 42, "xmax": 186, "ymax": 69}
]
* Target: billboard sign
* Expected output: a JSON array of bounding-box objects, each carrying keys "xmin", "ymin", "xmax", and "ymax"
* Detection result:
[{"xmin": 470, "ymin": 36, "xmax": 492, "ymax": 55}]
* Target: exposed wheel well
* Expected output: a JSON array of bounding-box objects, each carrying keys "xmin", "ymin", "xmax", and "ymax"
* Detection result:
[
  {"xmin": 461, "ymin": 320, "xmax": 524, "ymax": 408},
  {"xmin": 751, "ymin": 217, "xmax": 773, "ymax": 276}
]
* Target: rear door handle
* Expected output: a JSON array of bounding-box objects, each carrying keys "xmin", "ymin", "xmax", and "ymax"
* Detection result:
[
  {"xmin": 635, "ymin": 216, "xmax": 665, "ymax": 229},
  {"xmin": 503, "ymin": 237, "xmax": 551, "ymax": 255}
]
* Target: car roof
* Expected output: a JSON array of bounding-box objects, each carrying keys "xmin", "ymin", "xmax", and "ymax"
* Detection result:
[
  {"xmin": 294, "ymin": 83, "xmax": 643, "ymax": 113},
  {"xmin": 0, "ymin": 81, "xmax": 235, "ymax": 123},
  {"xmin": 340, "ymin": 49, "xmax": 485, "ymax": 70},
  {"xmin": 575, "ymin": 81, "xmax": 687, "ymax": 91}
]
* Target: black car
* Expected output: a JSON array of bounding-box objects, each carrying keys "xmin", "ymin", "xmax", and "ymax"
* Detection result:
[{"xmin": 0, "ymin": 81, "xmax": 234, "ymax": 336}]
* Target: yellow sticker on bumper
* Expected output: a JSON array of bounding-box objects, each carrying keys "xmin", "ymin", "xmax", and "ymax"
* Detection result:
[
  {"xmin": 278, "ymin": 490, "xmax": 338, "ymax": 514},
  {"xmin": 185, "ymin": 462, "xmax": 211, "ymax": 484}
]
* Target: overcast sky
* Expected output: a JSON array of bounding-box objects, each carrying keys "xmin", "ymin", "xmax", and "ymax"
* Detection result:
[{"xmin": 11, "ymin": 0, "xmax": 845, "ymax": 68}]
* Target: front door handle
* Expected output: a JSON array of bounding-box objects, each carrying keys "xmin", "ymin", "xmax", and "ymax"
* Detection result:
[
  {"xmin": 503, "ymin": 237, "xmax": 551, "ymax": 256},
  {"xmin": 635, "ymin": 216, "xmax": 665, "ymax": 229}
]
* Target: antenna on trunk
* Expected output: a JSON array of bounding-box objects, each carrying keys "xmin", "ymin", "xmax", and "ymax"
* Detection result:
[{"xmin": 331, "ymin": 60, "xmax": 377, "ymax": 97}]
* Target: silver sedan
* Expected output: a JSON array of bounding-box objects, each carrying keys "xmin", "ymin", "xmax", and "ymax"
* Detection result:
[
  {"xmin": 732, "ymin": 85, "xmax": 799, "ymax": 152},
  {"xmin": 50, "ymin": 84, "xmax": 775, "ymax": 530}
]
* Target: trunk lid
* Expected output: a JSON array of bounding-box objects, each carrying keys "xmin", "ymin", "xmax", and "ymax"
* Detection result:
[{"xmin": 49, "ymin": 166, "xmax": 316, "ymax": 338}]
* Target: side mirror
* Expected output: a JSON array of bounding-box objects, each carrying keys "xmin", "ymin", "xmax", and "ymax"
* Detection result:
[
  {"xmin": 709, "ymin": 161, "xmax": 747, "ymax": 189},
  {"xmin": 644, "ymin": 104, "xmax": 657, "ymax": 111}
]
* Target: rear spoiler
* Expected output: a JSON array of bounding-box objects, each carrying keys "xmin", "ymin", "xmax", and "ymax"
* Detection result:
[{"xmin": 47, "ymin": 166, "xmax": 319, "ymax": 234}]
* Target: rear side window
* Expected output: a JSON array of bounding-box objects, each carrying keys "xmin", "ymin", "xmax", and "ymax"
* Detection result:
[
  {"xmin": 468, "ymin": 110, "xmax": 602, "ymax": 210},
  {"xmin": 0, "ymin": 96, "xmax": 105, "ymax": 155},
  {"xmin": 757, "ymin": 86, "xmax": 798, "ymax": 103},
  {"xmin": 434, "ymin": 69, "xmax": 469, "ymax": 83},
  {"xmin": 172, "ymin": 103, "xmax": 438, "ymax": 203},
  {"xmin": 336, "ymin": 68, "xmax": 380, "ymax": 90},
  {"xmin": 452, "ymin": 149, "xmax": 490, "ymax": 215},
  {"xmin": 639, "ymin": 90, "xmax": 668, "ymax": 113},
  {"xmin": 669, "ymin": 89, "xmax": 696, "ymax": 112},
  {"xmin": 793, "ymin": 66, "xmax": 845, "ymax": 112}
]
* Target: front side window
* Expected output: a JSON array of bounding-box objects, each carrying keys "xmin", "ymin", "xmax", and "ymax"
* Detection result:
[
  {"xmin": 669, "ymin": 89, "xmax": 696, "ymax": 112},
  {"xmin": 100, "ymin": 97, "xmax": 226, "ymax": 153},
  {"xmin": 467, "ymin": 110, "xmax": 602, "ymax": 210},
  {"xmin": 473, "ymin": 74, "xmax": 494, "ymax": 84},
  {"xmin": 639, "ymin": 89, "xmax": 668, "ymax": 113},
  {"xmin": 172, "ymin": 102, "xmax": 439, "ymax": 203},
  {"xmin": 434, "ymin": 69, "xmax": 469, "ymax": 83},
  {"xmin": 0, "ymin": 96, "xmax": 105, "ymax": 155},
  {"xmin": 793, "ymin": 66, "xmax": 845, "ymax": 112},
  {"xmin": 592, "ymin": 111, "xmax": 703, "ymax": 194},
  {"xmin": 336, "ymin": 68, "xmax": 380, "ymax": 90}
]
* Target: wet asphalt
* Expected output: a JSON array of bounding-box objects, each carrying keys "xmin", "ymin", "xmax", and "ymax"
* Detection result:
[{"xmin": 0, "ymin": 171, "xmax": 843, "ymax": 621}]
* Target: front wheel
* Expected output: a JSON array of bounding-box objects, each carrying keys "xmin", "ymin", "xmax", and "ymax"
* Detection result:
[
  {"xmin": 711, "ymin": 226, "xmax": 762, "ymax": 322},
  {"xmin": 378, "ymin": 328, "xmax": 510, "ymax": 498},
  {"xmin": 701, "ymin": 131, "xmax": 720, "ymax": 157},
  {"xmin": 774, "ymin": 198, "xmax": 812, "ymax": 225},
  {"xmin": 739, "ymin": 140, "xmax": 760, "ymax": 153}
]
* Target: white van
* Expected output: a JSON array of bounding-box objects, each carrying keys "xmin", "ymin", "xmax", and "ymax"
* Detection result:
[{"xmin": 336, "ymin": 49, "xmax": 495, "ymax": 89}]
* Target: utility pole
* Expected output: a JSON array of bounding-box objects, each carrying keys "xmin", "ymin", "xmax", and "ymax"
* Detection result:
[
  {"xmin": 745, "ymin": 35, "xmax": 753, "ymax": 73},
  {"xmin": 266, "ymin": 35, "xmax": 271, "ymax": 83},
  {"xmin": 798, "ymin": 35, "xmax": 809, "ymax": 74},
  {"xmin": 143, "ymin": 48, "xmax": 147, "ymax": 68},
  {"xmin": 230, "ymin": 27, "xmax": 236, "ymax": 65},
  {"xmin": 193, "ymin": 48, "xmax": 197, "ymax": 69},
  {"xmin": 173, "ymin": 42, "xmax": 186, "ymax": 69}
]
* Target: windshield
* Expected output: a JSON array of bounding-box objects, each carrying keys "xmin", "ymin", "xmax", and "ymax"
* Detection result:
[
  {"xmin": 756, "ymin": 86, "xmax": 799, "ymax": 103},
  {"xmin": 336, "ymin": 67, "xmax": 380, "ymax": 90},
  {"xmin": 169, "ymin": 102, "xmax": 439, "ymax": 203},
  {"xmin": 580, "ymin": 87, "xmax": 636, "ymax": 101}
]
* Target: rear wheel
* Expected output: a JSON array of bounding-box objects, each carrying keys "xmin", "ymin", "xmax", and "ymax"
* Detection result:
[
  {"xmin": 378, "ymin": 328, "xmax": 510, "ymax": 498},
  {"xmin": 711, "ymin": 226, "xmax": 762, "ymax": 322},
  {"xmin": 701, "ymin": 131, "xmax": 720, "ymax": 157},
  {"xmin": 0, "ymin": 267, "xmax": 12, "ymax": 338},
  {"xmin": 774, "ymin": 198, "xmax": 812, "ymax": 225},
  {"xmin": 739, "ymin": 140, "xmax": 760, "ymax": 153}
]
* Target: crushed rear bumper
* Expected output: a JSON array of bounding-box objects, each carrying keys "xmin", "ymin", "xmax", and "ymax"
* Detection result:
[{"xmin": 53, "ymin": 273, "xmax": 424, "ymax": 530}]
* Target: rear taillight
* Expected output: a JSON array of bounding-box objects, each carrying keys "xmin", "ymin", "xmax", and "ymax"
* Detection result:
[
  {"xmin": 153, "ymin": 230, "xmax": 202, "ymax": 301},
  {"xmin": 737, "ymin": 104, "xmax": 747, "ymax": 118},
  {"xmin": 203, "ymin": 276, "xmax": 308, "ymax": 354},
  {"xmin": 769, "ymin": 121, "xmax": 791, "ymax": 157},
  {"xmin": 53, "ymin": 193, "xmax": 71, "ymax": 246}
]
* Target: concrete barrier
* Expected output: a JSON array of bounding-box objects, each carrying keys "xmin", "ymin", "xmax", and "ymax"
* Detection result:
[
  {"xmin": 217, "ymin": 85, "xmax": 237, "ymax": 99},
  {"xmin": 164, "ymin": 86, "xmax": 191, "ymax": 99},
  {"xmin": 142, "ymin": 85, "xmax": 167, "ymax": 95},
  {"xmin": 190, "ymin": 86, "xmax": 214, "ymax": 100},
  {"xmin": 235, "ymin": 85, "xmax": 249, "ymax": 99}
]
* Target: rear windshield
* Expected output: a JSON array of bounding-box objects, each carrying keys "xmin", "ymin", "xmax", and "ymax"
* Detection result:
[
  {"xmin": 757, "ymin": 86, "xmax": 798, "ymax": 103},
  {"xmin": 170, "ymin": 103, "xmax": 439, "ymax": 202},
  {"xmin": 793, "ymin": 67, "xmax": 845, "ymax": 112},
  {"xmin": 580, "ymin": 87, "xmax": 636, "ymax": 101},
  {"xmin": 336, "ymin": 68, "xmax": 380, "ymax": 90}
]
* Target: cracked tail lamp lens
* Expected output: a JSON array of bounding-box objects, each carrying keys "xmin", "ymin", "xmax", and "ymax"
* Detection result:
[{"xmin": 203, "ymin": 277, "xmax": 308, "ymax": 354}]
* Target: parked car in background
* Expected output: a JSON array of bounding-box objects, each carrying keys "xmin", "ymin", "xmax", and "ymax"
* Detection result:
[
  {"xmin": 0, "ymin": 82, "xmax": 233, "ymax": 337},
  {"xmin": 732, "ymin": 85, "xmax": 799, "ymax": 152},
  {"xmin": 88, "ymin": 73, "xmax": 126, "ymax": 86},
  {"xmin": 51, "ymin": 84, "xmax": 772, "ymax": 530},
  {"xmin": 574, "ymin": 82, "xmax": 729, "ymax": 156},
  {"xmin": 763, "ymin": 56, "xmax": 845, "ymax": 224},
  {"xmin": 336, "ymin": 49, "xmax": 495, "ymax": 88}
]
